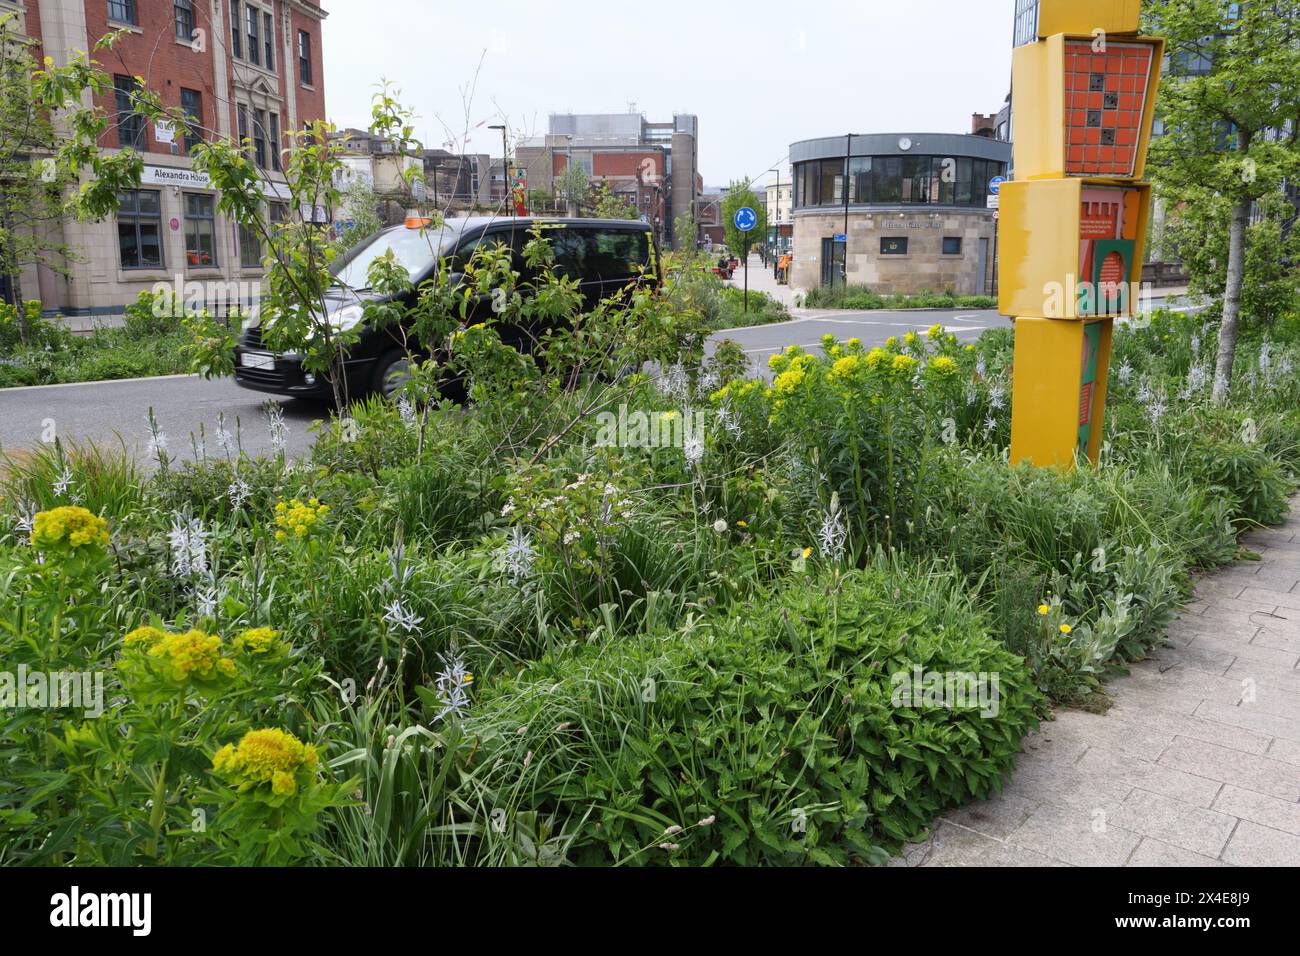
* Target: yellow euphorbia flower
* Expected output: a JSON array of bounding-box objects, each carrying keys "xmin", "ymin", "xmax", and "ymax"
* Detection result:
[{"xmin": 30, "ymin": 506, "xmax": 110, "ymax": 552}]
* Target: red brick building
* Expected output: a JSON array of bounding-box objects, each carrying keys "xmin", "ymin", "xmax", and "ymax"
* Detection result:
[{"xmin": 3, "ymin": 1, "xmax": 328, "ymax": 317}]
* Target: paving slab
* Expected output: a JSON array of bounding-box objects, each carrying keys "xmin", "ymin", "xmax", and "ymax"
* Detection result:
[{"xmin": 896, "ymin": 496, "xmax": 1300, "ymax": 867}]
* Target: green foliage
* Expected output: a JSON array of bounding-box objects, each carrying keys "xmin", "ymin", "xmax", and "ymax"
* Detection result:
[
  {"xmin": 469, "ymin": 564, "xmax": 1043, "ymax": 866},
  {"xmin": 802, "ymin": 284, "xmax": 997, "ymax": 311},
  {"xmin": 0, "ymin": 294, "xmax": 194, "ymax": 388},
  {"xmin": 720, "ymin": 180, "xmax": 767, "ymax": 259},
  {"xmin": 589, "ymin": 181, "xmax": 639, "ymax": 220}
]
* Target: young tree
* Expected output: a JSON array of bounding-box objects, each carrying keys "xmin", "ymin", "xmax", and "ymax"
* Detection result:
[
  {"xmin": 558, "ymin": 162, "xmax": 589, "ymax": 215},
  {"xmin": 0, "ymin": 16, "xmax": 143, "ymax": 342},
  {"xmin": 590, "ymin": 180, "xmax": 638, "ymax": 220},
  {"xmin": 333, "ymin": 178, "xmax": 383, "ymax": 252},
  {"xmin": 720, "ymin": 180, "xmax": 767, "ymax": 260},
  {"xmin": 1144, "ymin": 0, "xmax": 1300, "ymax": 402}
]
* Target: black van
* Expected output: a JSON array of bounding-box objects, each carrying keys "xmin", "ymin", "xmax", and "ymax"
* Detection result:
[{"xmin": 233, "ymin": 216, "xmax": 660, "ymax": 400}]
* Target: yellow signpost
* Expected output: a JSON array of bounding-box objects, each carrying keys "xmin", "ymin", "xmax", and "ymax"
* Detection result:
[{"xmin": 1000, "ymin": 0, "xmax": 1163, "ymax": 468}]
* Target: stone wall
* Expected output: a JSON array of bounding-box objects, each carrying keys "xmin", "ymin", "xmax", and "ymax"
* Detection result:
[{"xmin": 791, "ymin": 208, "xmax": 997, "ymax": 296}]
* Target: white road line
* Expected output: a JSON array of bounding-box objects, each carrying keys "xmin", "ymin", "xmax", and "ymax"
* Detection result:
[{"xmin": 0, "ymin": 372, "xmax": 198, "ymax": 393}]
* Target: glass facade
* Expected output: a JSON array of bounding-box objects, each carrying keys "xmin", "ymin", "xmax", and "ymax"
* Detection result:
[{"xmin": 793, "ymin": 154, "xmax": 1006, "ymax": 210}]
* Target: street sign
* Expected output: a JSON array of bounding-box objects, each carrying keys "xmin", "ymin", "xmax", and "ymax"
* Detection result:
[
  {"xmin": 832, "ymin": 233, "xmax": 846, "ymax": 242},
  {"xmin": 986, "ymin": 194, "xmax": 1000, "ymax": 210},
  {"xmin": 733, "ymin": 206, "xmax": 757, "ymax": 232},
  {"xmin": 989, "ymin": 175, "xmax": 1007, "ymax": 195}
]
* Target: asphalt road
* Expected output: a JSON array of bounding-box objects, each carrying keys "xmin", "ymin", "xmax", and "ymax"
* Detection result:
[
  {"xmin": 0, "ymin": 305, "xmax": 1009, "ymax": 463},
  {"xmin": 5, "ymin": 267, "xmax": 1212, "ymax": 464}
]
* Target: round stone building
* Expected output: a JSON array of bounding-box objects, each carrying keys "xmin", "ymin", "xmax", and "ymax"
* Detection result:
[{"xmin": 789, "ymin": 133, "xmax": 1011, "ymax": 296}]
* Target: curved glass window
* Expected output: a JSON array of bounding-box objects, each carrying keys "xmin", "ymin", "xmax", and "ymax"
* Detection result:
[{"xmin": 793, "ymin": 155, "xmax": 1006, "ymax": 209}]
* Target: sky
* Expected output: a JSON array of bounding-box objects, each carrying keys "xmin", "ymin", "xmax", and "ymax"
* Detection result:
[{"xmin": 320, "ymin": 0, "xmax": 1018, "ymax": 189}]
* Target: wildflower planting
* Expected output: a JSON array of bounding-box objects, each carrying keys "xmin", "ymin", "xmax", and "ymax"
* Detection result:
[{"xmin": 2, "ymin": 212, "xmax": 1297, "ymax": 867}]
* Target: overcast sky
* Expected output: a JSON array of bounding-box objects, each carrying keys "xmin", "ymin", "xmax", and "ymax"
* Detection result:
[{"xmin": 320, "ymin": 0, "xmax": 1018, "ymax": 189}]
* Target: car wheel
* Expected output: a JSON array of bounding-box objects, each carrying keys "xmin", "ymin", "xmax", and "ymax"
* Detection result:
[{"xmin": 372, "ymin": 349, "xmax": 414, "ymax": 399}]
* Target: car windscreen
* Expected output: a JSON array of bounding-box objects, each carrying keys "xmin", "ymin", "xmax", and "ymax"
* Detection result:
[{"xmin": 332, "ymin": 226, "xmax": 457, "ymax": 291}]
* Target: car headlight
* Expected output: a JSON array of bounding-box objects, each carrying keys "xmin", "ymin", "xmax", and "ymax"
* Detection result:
[{"xmin": 329, "ymin": 304, "xmax": 365, "ymax": 331}]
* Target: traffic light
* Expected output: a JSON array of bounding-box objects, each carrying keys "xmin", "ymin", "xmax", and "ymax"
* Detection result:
[{"xmin": 999, "ymin": 1, "xmax": 1163, "ymax": 468}]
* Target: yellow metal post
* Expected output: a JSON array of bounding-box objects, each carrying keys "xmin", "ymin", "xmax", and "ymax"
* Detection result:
[{"xmin": 1001, "ymin": 1, "xmax": 1162, "ymax": 468}]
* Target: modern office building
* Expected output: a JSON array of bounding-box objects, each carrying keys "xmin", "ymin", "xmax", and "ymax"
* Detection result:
[
  {"xmin": 789, "ymin": 133, "xmax": 1010, "ymax": 295},
  {"xmin": 1, "ymin": 1, "xmax": 328, "ymax": 316},
  {"xmin": 765, "ymin": 168, "xmax": 792, "ymax": 254},
  {"xmin": 514, "ymin": 112, "xmax": 702, "ymax": 249}
]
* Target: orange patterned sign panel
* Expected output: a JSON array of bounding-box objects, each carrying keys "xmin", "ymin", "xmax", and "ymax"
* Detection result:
[{"xmin": 1063, "ymin": 41, "xmax": 1155, "ymax": 177}]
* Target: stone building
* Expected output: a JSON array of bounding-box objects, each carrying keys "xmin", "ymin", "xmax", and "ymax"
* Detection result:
[
  {"xmin": 1, "ymin": 0, "xmax": 327, "ymax": 317},
  {"xmin": 788, "ymin": 133, "xmax": 1010, "ymax": 296}
]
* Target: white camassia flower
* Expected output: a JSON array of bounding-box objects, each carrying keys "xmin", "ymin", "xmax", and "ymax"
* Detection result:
[
  {"xmin": 381, "ymin": 599, "xmax": 424, "ymax": 634},
  {"xmin": 817, "ymin": 497, "xmax": 847, "ymax": 562},
  {"xmin": 500, "ymin": 526, "xmax": 535, "ymax": 582},
  {"xmin": 167, "ymin": 510, "xmax": 209, "ymax": 578},
  {"xmin": 432, "ymin": 653, "xmax": 474, "ymax": 722},
  {"xmin": 228, "ymin": 477, "xmax": 251, "ymax": 510},
  {"xmin": 52, "ymin": 465, "xmax": 74, "ymax": 499}
]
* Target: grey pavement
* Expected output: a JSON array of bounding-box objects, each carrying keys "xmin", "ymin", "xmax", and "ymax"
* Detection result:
[
  {"xmin": 0, "ymin": 374, "xmax": 323, "ymax": 462},
  {"xmin": 895, "ymin": 498, "xmax": 1300, "ymax": 867}
]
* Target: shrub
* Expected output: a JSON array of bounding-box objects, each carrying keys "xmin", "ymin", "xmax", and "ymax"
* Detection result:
[{"xmin": 464, "ymin": 563, "xmax": 1043, "ymax": 866}]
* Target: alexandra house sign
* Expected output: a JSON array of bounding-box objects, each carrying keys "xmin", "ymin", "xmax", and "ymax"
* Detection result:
[
  {"xmin": 142, "ymin": 165, "xmax": 212, "ymax": 189},
  {"xmin": 140, "ymin": 165, "xmax": 290, "ymax": 199}
]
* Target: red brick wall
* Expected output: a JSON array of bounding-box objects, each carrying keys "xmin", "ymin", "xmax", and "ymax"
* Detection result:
[
  {"xmin": 592, "ymin": 150, "xmax": 661, "ymax": 178},
  {"xmin": 84, "ymin": 1, "xmax": 220, "ymax": 154},
  {"xmin": 290, "ymin": 3, "xmax": 325, "ymax": 126}
]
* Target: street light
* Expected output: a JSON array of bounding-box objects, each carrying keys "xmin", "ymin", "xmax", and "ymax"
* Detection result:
[{"xmin": 488, "ymin": 124, "xmax": 511, "ymax": 216}]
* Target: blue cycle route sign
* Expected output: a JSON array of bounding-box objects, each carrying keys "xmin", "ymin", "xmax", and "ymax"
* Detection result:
[
  {"xmin": 733, "ymin": 206, "xmax": 757, "ymax": 232},
  {"xmin": 989, "ymin": 176, "xmax": 1007, "ymax": 195}
]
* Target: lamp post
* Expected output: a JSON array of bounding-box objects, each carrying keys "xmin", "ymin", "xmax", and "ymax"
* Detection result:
[{"xmin": 489, "ymin": 124, "xmax": 510, "ymax": 216}]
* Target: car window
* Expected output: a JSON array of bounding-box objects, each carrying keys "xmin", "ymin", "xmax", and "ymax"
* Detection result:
[
  {"xmin": 549, "ymin": 228, "xmax": 592, "ymax": 280},
  {"xmin": 587, "ymin": 230, "xmax": 650, "ymax": 282}
]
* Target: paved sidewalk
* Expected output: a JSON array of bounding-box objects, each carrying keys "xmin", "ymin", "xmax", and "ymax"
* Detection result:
[
  {"xmin": 723, "ymin": 253, "xmax": 797, "ymax": 310},
  {"xmin": 896, "ymin": 496, "xmax": 1300, "ymax": 867}
]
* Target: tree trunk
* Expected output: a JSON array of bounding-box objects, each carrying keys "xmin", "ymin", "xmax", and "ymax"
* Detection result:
[
  {"xmin": 0, "ymin": 211, "xmax": 33, "ymax": 346},
  {"xmin": 1212, "ymin": 198, "xmax": 1250, "ymax": 404}
]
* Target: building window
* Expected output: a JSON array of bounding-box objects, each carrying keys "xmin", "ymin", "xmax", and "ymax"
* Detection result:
[
  {"xmin": 117, "ymin": 189, "xmax": 162, "ymax": 269},
  {"xmin": 252, "ymin": 110, "xmax": 268, "ymax": 168},
  {"xmin": 268, "ymin": 113, "xmax": 281, "ymax": 171},
  {"xmin": 180, "ymin": 88, "xmax": 202, "ymax": 153},
  {"xmin": 880, "ymin": 237, "xmax": 908, "ymax": 256},
  {"xmin": 900, "ymin": 155, "xmax": 932, "ymax": 203},
  {"xmin": 108, "ymin": 0, "xmax": 137, "ymax": 25},
  {"xmin": 848, "ymin": 157, "xmax": 872, "ymax": 204},
  {"xmin": 237, "ymin": 104, "xmax": 249, "ymax": 148},
  {"xmin": 230, "ymin": 1, "xmax": 242, "ymax": 58},
  {"xmin": 114, "ymin": 75, "xmax": 144, "ymax": 149},
  {"xmin": 239, "ymin": 221, "xmax": 262, "ymax": 269},
  {"xmin": 794, "ymin": 155, "xmax": 1006, "ymax": 210},
  {"xmin": 817, "ymin": 158, "xmax": 843, "ymax": 205},
  {"xmin": 270, "ymin": 201, "xmax": 289, "ymax": 225},
  {"xmin": 245, "ymin": 6, "xmax": 260, "ymax": 66},
  {"xmin": 942, "ymin": 236, "xmax": 963, "ymax": 255},
  {"xmin": 184, "ymin": 193, "xmax": 217, "ymax": 267},
  {"xmin": 263, "ymin": 11, "xmax": 275, "ymax": 70},
  {"xmin": 174, "ymin": 0, "xmax": 194, "ymax": 40},
  {"xmin": 298, "ymin": 30, "xmax": 313, "ymax": 85},
  {"xmin": 872, "ymin": 157, "xmax": 902, "ymax": 203}
]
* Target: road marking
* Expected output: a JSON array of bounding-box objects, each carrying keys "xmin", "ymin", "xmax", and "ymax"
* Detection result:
[{"xmin": 0, "ymin": 372, "xmax": 198, "ymax": 393}]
